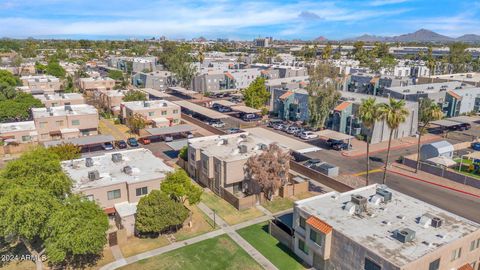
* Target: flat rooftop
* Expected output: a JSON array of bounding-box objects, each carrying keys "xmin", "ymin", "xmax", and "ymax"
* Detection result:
[
  {"xmin": 427, "ymin": 72, "xmax": 480, "ymax": 83},
  {"xmin": 265, "ymin": 76, "xmax": 310, "ymax": 86},
  {"xmin": 34, "ymin": 93, "xmax": 84, "ymax": 102},
  {"xmin": 121, "ymin": 100, "xmax": 179, "ymax": 111},
  {"xmin": 340, "ymin": 91, "xmax": 417, "ymax": 106},
  {"xmin": 32, "ymin": 104, "xmax": 98, "ymax": 118},
  {"xmin": 387, "ymin": 81, "xmax": 465, "ymax": 95},
  {"xmin": 21, "ymin": 75, "xmax": 59, "ymax": 82},
  {"xmin": 62, "ymin": 148, "xmax": 173, "ymax": 191},
  {"xmin": 101, "ymin": 89, "xmax": 127, "ymax": 97},
  {"xmin": 296, "ymin": 184, "xmax": 480, "ymax": 266},
  {"xmin": 0, "ymin": 121, "xmax": 36, "ymax": 133},
  {"xmin": 79, "ymin": 77, "xmax": 115, "ymax": 82}
]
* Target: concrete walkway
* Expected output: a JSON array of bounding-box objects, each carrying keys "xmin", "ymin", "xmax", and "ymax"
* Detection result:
[{"xmin": 110, "ymin": 245, "xmax": 124, "ymax": 261}]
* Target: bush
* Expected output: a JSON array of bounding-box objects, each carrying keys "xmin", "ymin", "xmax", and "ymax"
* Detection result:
[
  {"xmin": 113, "ymin": 118, "xmax": 121, "ymax": 125},
  {"xmin": 355, "ymin": 134, "xmax": 365, "ymax": 141},
  {"xmin": 178, "ymin": 146, "xmax": 188, "ymax": 161}
]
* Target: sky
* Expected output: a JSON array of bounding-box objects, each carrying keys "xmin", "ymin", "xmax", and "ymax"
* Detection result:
[{"xmin": 0, "ymin": 0, "xmax": 479, "ymax": 40}]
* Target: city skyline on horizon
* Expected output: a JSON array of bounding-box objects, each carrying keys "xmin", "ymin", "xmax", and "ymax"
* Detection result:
[{"xmin": 1, "ymin": 0, "xmax": 480, "ymax": 40}]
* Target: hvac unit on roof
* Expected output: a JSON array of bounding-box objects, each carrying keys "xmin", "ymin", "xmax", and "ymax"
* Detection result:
[
  {"xmin": 64, "ymin": 105, "xmax": 73, "ymax": 111},
  {"xmin": 88, "ymin": 170, "xmax": 100, "ymax": 181},
  {"xmin": 350, "ymin": 194, "xmax": 367, "ymax": 214},
  {"xmin": 431, "ymin": 217, "xmax": 443, "ymax": 228},
  {"xmin": 85, "ymin": 157, "xmax": 94, "ymax": 167},
  {"xmin": 238, "ymin": 144, "xmax": 248, "ymax": 154},
  {"xmin": 396, "ymin": 228, "xmax": 416, "ymax": 243},
  {"xmin": 376, "ymin": 188, "xmax": 392, "ymax": 203},
  {"xmin": 123, "ymin": 165, "xmax": 133, "ymax": 175},
  {"xmin": 112, "ymin": 153, "xmax": 123, "ymax": 163}
]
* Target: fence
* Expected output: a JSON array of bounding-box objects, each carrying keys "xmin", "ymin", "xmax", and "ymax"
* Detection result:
[
  {"xmin": 0, "ymin": 142, "xmax": 37, "ymax": 156},
  {"xmin": 279, "ymin": 181, "xmax": 309, "ymax": 198},
  {"xmin": 289, "ymin": 160, "xmax": 352, "ymax": 192},
  {"xmin": 219, "ymin": 187, "xmax": 266, "ymax": 211}
]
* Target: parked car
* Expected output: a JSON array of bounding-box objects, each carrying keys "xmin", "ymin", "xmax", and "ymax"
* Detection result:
[
  {"xmin": 242, "ymin": 113, "xmax": 261, "ymax": 122},
  {"xmin": 227, "ymin": 128, "xmax": 241, "ymax": 134},
  {"xmin": 471, "ymin": 142, "xmax": 480, "ymax": 151},
  {"xmin": 115, "ymin": 140, "xmax": 127, "ymax": 149},
  {"xmin": 164, "ymin": 135, "xmax": 174, "ymax": 142},
  {"xmin": 300, "ymin": 131, "xmax": 319, "ymax": 140},
  {"xmin": 210, "ymin": 121, "xmax": 225, "ymax": 128},
  {"xmin": 268, "ymin": 119, "xmax": 283, "ymax": 128},
  {"xmin": 273, "ymin": 123, "xmax": 285, "ymax": 130},
  {"xmin": 139, "ymin": 137, "xmax": 151, "ymax": 145},
  {"xmin": 218, "ymin": 106, "xmax": 232, "ymax": 113},
  {"xmin": 127, "ymin": 137, "xmax": 139, "ymax": 147},
  {"xmin": 102, "ymin": 142, "xmax": 114, "ymax": 150},
  {"xmin": 282, "ymin": 124, "xmax": 291, "ymax": 132},
  {"xmin": 287, "ymin": 126, "xmax": 300, "ymax": 134},
  {"xmin": 332, "ymin": 142, "xmax": 351, "ymax": 151},
  {"xmin": 304, "ymin": 159, "xmax": 322, "ymax": 168},
  {"xmin": 326, "ymin": 138, "xmax": 343, "ymax": 147},
  {"xmin": 185, "ymin": 132, "xmax": 194, "ymax": 139}
]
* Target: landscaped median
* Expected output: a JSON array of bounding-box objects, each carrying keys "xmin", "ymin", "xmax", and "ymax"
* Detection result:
[
  {"xmin": 237, "ymin": 221, "xmax": 307, "ymax": 270},
  {"xmin": 201, "ymin": 190, "xmax": 264, "ymax": 225},
  {"xmin": 118, "ymin": 235, "xmax": 263, "ymax": 270}
]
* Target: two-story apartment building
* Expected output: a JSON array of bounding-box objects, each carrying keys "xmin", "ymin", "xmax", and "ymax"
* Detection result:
[
  {"xmin": 61, "ymin": 148, "xmax": 173, "ymax": 236},
  {"xmin": 97, "ymin": 89, "xmax": 127, "ymax": 115},
  {"xmin": 32, "ymin": 104, "xmax": 99, "ymax": 142},
  {"xmin": 290, "ymin": 184, "xmax": 480, "ymax": 270},
  {"xmin": 0, "ymin": 121, "xmax": 38, "ymax": 144},
  {"xmin": 19, "ymin": 75, "xmax": 62, "ymax": 94},
  {"xmin": 34, "ymin": 93, "xmax": 85, "ymax": 108},
  {"xmin": 120, "ymin": 100, "xmax": 181, "ymax": 127},
  {"xmin": 132, "ymin": 70, "xmax": 174, "ymax": 90},
  {"xmin": 78, "ymin": 77, "xmax": 115, "ymax": 92}
]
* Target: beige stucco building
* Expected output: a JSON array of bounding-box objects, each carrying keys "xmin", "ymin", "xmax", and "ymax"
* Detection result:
[
  {"xmin": 0, "ymin": 121, "xmax": 38, "ymax": 144},
  {"xmin": 34, "ymin": 93, "xmax": 85, "ymax": 108},
  {"xmin": 61, "ymin": 148, "xmax": 173, "ymax": 236},
  {"xmin": 289, "ymin": 184, "xmax": 480, "ymax": 270},
  {"xmin": 120, "ymin": 100, "xmax": 181, "ymax": 127},
  {"xmin": 19, "ymin": 75, "xmax": 62, "ymax": 94},
  {"xmin": 97, "ymin": 89, "xmax": 127, "ymax": 116},
  {"xmin": 32, "ymin": 104, "xmax": 99, "ymax": 142},
  {"xmin": 78, "ymin": 77, "xmax": 115, "ymax": 92}
]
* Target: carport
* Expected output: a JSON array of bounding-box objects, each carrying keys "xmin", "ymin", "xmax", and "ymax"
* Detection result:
[
  {"xmin": 43, "ymin": 135, "xmax": 115, "ymax": 153},
  {"xmin": 231, "ymin": 105, "xmax": 261, "ymax": 114},
  {"xmin": 168, "ymin": 86, "xmax": 202, "ymax": 99},
  {"xmin": 315, "ymin": 129, "xmax": 354, "ymax": 148},
  {"xmin": 245, "ymin": 127, "xmax": 321, "ymax": 153},
  {"xmin": 143, "ymin": 124, "xmax": 196, "ymax": 142},
  {"xmin": 173, "ymin": 100, "xmax": 229, "ymax": 121},
  {"xmin": 140, "ymin": 88, "xmax": 174, "ymax": 100},
  {"xmin": 430, "ymin": 119, "xmax": 463, "ymax": 129},
  {"xmin": 213, "ymin": 100, "xmax": 236, "ymax": 107}
]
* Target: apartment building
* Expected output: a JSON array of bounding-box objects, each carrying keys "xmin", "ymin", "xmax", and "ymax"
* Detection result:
[
  {"xmin": 289, "ymin": 184, "xmax": 480, "ymax": 270},
  {"xmin": 132, "ymin": 70, "xmax": 174, "ymax": 90},
  {"xmin": 225, "ymin": 68, "xmax": 261, "ymax": 89},
  {"xmin": 97, "ymin": 89, "xmax": 127, "ymax": 115},
  {"xmin": 108, "ymin": 56, "xmax": 158, "ymax": 73},
  {"xmin": 120, "ymin": 100, "xmax": 181, "ymax": 127},
  {"xmin": 61, "ymin": 148, "xmax": 173, "ymax": 235},
  {"xmin": 34, "ymin": 93, "xmax": 85, "ymax": 108},
  {"xmin": 19, "ymin": 75, "xmax": 62, "ymax": 94},
  {"xmin": 419, "ymin": 72, "xmax": 480, "ymax": 87},
  {"xmin": 78, "ymin": 77, "xmax": 115, "ymax": 92},
  {"xmin": 191, "ymin": 71, "xmax": 234, "ymax": 93},
  {"xmin": 0, "ymin": 121, "xmax": 38, "ymax": 144},
  {"xmin": 32, "ymin": 104, "xmax": 99, "ymax": 142}
]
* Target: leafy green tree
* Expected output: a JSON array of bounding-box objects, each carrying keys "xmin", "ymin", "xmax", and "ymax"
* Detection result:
[
  {"xmin": 48, "ymin": 143, "xmax": 81, "ymax": 161},
  {"xmin": 178, "ymin": 146, "xmax": 188, "ymax": 161},
  {"xmin": 358, "ymin": 98, "xmax": 380, "ymax": 186},
  {"xmin": 108, "ymin": 69, "xmax": 124, "ymax": 81},
  {"xmin": 126, "ymin": 113, "xmax": 147, "ymax": 134},
  {"xmin": 322, "ymin": 44, "xmax": 333, "ymax": 60},
  {"xmin": 157, "ymin": 42, "xmax": 197, "ymax": 87},
  {"xmin": 243, "ymin": 77, "xmax": 270, "ymax": 109},
  {"xmin": 64, "ymin": 75, "xmax": 75, "ymax": 93},
  {"xmin": 416, "ymin": 98, "xmax": 443, "ymax": 172},
  {"xmin": 448, "ymin": 43, "xmax": 471, "ymax": 73},
  {"xmin": 46, "ymin": 60, "xmax": 66, "ymax": 78},
  {"xmin": 0, "ymin": 70, "xmax": 21, "ymax": 86},
  {"xmin": 161, "ymin": 168, "xmax": 202, "ymax": 205},
  {"xmin": 135, "ymin": 190, "xmax": 189, "ymax": 234},
  {"xmin": 43, "ymin": 196, "xmax": 108, "ymax": 266},
  {"xmin": 377, "ymin": 98, "xmax": 409, "ymax": 184},
  {"xmin": 0, "ymin": 92, "xmax": 44, "ymax": 122},
  {"xmin": 123, "ymin": 90, "xmax": 147, "ymax": 102},
  {"xmin": 35, "ymin": 61, "xmax": 47, "ymax": 74}
]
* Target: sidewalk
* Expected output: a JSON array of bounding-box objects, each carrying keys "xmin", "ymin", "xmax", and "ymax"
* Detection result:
[
  {"xmin": 389, "ymin": 163, "xmax": 480, "ymax": 199},
  {"xmin": 342, "ymin": 133, "xmax": 441, "ymax": 157}
]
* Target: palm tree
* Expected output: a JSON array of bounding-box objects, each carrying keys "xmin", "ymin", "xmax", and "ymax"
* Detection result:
[
  {"xmin": 358, "ymin": 98, "xmax": 379, "ymax": 186},
  {"xmin": 378, "ymin": 98, "xmax": 410, "ymax": 184},
  {"xmin": 416, "ymin": 98, "xmax": 443, "ymax": 172}
]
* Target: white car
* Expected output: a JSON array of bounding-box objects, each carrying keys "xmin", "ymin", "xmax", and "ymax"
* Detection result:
[
  {"xmin": 164, "ymin": 135, "xmax": 174, "ymax": 142},
  {"xmin": 287, "ymin": 126, "xmax": 300, "ymax": 134},
  {"xmin": 211, "ymin": 121, "xmax": 225, "ymax": 128},
  {"xmin": 300, "ymin": 131, "xmax": 319, "ymax": 140}
]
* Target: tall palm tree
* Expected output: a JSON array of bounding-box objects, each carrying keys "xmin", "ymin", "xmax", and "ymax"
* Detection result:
[
  {"xmin": 416, "ymin": 98, "xmax": 443, "ymax": 172},
  {"xmin": 358, "ymin": 98, "xmax": 379, "ymax": 186},
  {"xmin": 378, "ymin": 98, "xmax": 410, "ymax": 184}
]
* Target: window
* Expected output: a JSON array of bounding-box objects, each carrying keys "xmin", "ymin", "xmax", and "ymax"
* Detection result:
[
  {"xmin": 136, "ymin": 187, "xmax": 148, "ymax": 196},
  {"xmin": 51, "ymin": 102, "xmax": 57, "ymax": 107},
  {"xmin": 85, "ymin": 195, "xmax": 94, "ymax": 201},
  {"xmin": 173, "ymin": 119, "xmax": 179, "ymax": 124},
  {"xmin": 107, "ymin": 189, "xmax": 121, "ymax": 200},
  {"xmin": 21, "ymin": 135, "xmax": 31, "ymax": 142},
  {"xmin": 298, "ymin": 239, "xmax": 308, "ymax": 254},
  {"xmin": 148, "ymin": 111, "xmax": 154, "ymax": 116},
  {"xmin": 71, "ymin": 119, "xmax": 80, "ymax": 125},
  {"xmin": 299, "ymin": 216, "xmax": 306, "ymax": 229},
  {"xmin": 471, "ymin": 239, "xmax": 480, "ymax": 251},
  {"xmin": 161, "ymin": 110, "xmax": 167, "ymax": 115},
  {"xmin": 364, "ymin": 258, "xmax": 381, "ymax": 270},
  {"xmin": 310, "ymin": 229, "xmax": 323, "ymax": 246},
  {"xmin": 173, "ymin": 109, "xmax": 179, "ymax": 114},
  {"xmin": 451, "ymin": 247, "xmax": 462, "ymax": 261},
  {"xmin": 81, "ymin": 130, "xmax": 90, "ymax": 136},
  {"xmin": 55, "ymin": 120, "xmax": 64, "ymax": 127},
  {"xmin": 39, "ymin": 122, "xmax": 47, "ymax": 128},
  {"xmin": 428, "ymin": 258, "xmax": 440, "ymax": 270}
]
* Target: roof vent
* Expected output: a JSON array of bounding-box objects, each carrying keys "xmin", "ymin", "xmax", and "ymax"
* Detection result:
[
  {"xmin": 370, "ymin": 194, "xmax": 383, "ymax": 205},
  {"xmin": 88, "ymin": 170, "xmax": 100, "ymax": 181},
  {"xmin": 344, "ymin": 202, "xmax": 357, "ymax": 215},
  {"xmin": 350, "ymin": 194, "xmax": 367, "ymax": 214},
  {"xmin": 257, "ymin": 143, "xmax": 268, "ymax": 150},
  {"xmin": 222, "ymin": 139, "xmax": 228, "ymax": 145},
  {"xmin": 376, "ymin": 188, "xmax": 392, "ymax": 203},
  {"xmin": 240, "ymin": 134, "xmax": 247, "ymax": 139},
  {"xmin": 64, "ymin": 105, "xmax": 72, "ymax": 111},
  {"xmin": 431, "ymin": 217, "xmax": 443, "ymax": 228},
  {"xmin": 162, "ymin": 102, "xmax": 168, "ymax": 107},
  {"xmin": 112, "ymin": 153, "xmax": 123, "ymax": 163},
  {"xmin": 238, "ymin": 144, "xmax": 248, "ymax": 154},
  {"xmin": 396, "ymin": 228, "xmax": 416, "ymax": 243},
  {"xmin": 123, "ymin": 165, "xmax": 133, "ymax": 175},
  {"xmin": 85, "ymin": 157, "xmax": 94, "ymax": 167}
]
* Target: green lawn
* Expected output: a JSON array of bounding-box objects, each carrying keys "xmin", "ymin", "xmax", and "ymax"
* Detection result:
[
  {"xmin": 201, "ymin": 191, "xmax": 264, "ymax": 225},
  {"xmin": 237, "ymin": 222, "xmax": 307, "ymax": 270},
  {"xmin": 261, "ymin": 197, "xmax": 294, "ymax": 214},
  {"xmin": 119, "ymin": 235, "xmax": 262, "ymax": 270}
]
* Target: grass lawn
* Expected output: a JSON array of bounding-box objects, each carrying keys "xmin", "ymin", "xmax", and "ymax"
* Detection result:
[
  {"xmin": 453, "ymin": 158, "xmax": 480, "ymax": 180},
  {"xmin": 119, "ymin": 235, "xmax": 262, "ymax": 270},
  {"xmin": 118, "ymin": 229, "xmax": 170, "ymax": 258},
  {"xmin": 174, "ymin": 204, "xmax": 215, "ymax": 241},
  {"xmin": 201, "ymin": 191, "xmax": 264, "ymax": 225},
  {"xmin": 87, "ymin": 246, "xmax": 116, "ymax": 270},
  {"xmin": 0, "ymin": 242, "xmax": 36, "ymax": 270},
  {"xmin": 262, "ymin": 197, "xmax": 294, "ymax": 213},
  {"xmin": 237, "ymin": 222, "xmax": 307, "ymax": 270}
]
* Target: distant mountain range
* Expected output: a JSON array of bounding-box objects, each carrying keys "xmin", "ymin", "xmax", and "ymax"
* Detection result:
[{"xmin": 340, "ymin": 29, "xmax": 480, "ymax": 43}]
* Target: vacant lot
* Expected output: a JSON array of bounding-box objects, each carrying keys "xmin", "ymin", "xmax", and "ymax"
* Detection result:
[
  {"xmin": 119, "ymin": 235, "xmax": 262, "ymax": 270},
  {"xmin": 237, "ymin": 222, "xmax": 307, "ymax": 270}
]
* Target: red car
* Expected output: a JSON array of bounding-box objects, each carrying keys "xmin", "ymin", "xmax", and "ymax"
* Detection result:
[{"xmin": 138, "ymin": 137, "xmax": 151, "ymax": 145}]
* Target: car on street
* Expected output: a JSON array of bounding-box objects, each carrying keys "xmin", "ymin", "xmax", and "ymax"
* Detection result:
[
  {"xmin": 164, "ymin": 135, "xmax": 174, "ymax": 142},
  {"xmin": 472, "ymin": 142, "xmax": 480, "ymax": 151},
  {"xmin": 326, "ymin": 138, "xmax": 343, "ymax": 147},
  {"xmin": 300, "ymin": 131, "xmax": 319, "ymax": 140},
  {"xmin": 332, "ymin": 142, "xmax": 351, "ymax": 151},
  {"xmin": 139, "ymin": 137, "xmax": 151, "ymax": 145},
  {"xmin": 115, "ymin": 140, "xmax": 128, "ymax": 149},
  {"xmin": 102, "ymin": 142, "xmax": 114, "ymax": 150},
  {"xmin": 287, "ymin": 126, "xmax": 300, "ymax": 134},
  {"xmin": 226, "ymin": 128, "xmax": 241, "ymax": 134},
  {"xmin": 127, "ymin": 137, "xmax": 139, "ymax": 147},
  {"xmin": 304, "ymin": 159, "xmax": 322, "ymax": 168}
]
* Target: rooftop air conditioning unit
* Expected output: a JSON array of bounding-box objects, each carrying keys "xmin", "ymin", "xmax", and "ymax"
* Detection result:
[
  {"xmin": 143, "ymin": 101, "xmax": 150, "ymax": 107},
  {"xmin": 351, "ymin": 194, "xmax": 367, "ymax": 213},
  {"xmin": 376, "ymin": 188, "xmax": 392, "ymax": 203},
  {"xmin": 123, "ymin": 165, "xmax": 133, "ymax": 175},
  {"xmin": 88, "ymin": 170, "xmax": 100, "ymax": 181},
  {"xmin": 65, "ymin": 105, "xmax": 72, "ymax": 111},
  {"xmin": 396, "ymin": 228, "xmax": 416, "ymax": 243},
  {"xmin": 112, "ymin": 153, "xmax": 122, "ymax": 163},
  {"xmin": 85, "ymin": 157, "xmax": 94, "ymax": 167},
  {"xmin": 258, "ymin": 143, "xmax": 268, "ymax": 150},
  {"xmin": 431, "ymin": 217, "xmax": 443, "ymax": 228},
  {"xmin": 222, "ymin": 139, "xmax": 228, "ymax": 145},
  {"xmin": 238, "ymin": 144, "xmax": 248, "ymax": 154}
]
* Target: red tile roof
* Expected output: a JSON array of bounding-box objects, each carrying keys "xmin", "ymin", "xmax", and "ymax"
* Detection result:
[
  {"xmin": 279, "ymin": 91, "xmax": 294, "ymax": 100},
  {"xmin": 306, "ymin": 216, "xmax": 332, "ymax": 234},
  {"xmin": 458, "ymin": 264, "xmax": 474, "ymax": 270},
  {"xmin": 334, "ymin": 101, "xmax": 351, "ymax": 112},
  {"xmin": 448, "ymin": 90, "xmax": 462, "ymax": 100}
]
